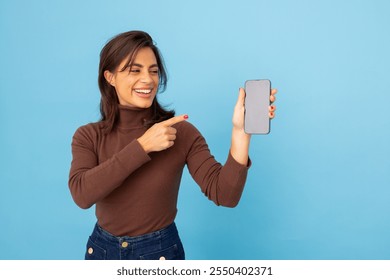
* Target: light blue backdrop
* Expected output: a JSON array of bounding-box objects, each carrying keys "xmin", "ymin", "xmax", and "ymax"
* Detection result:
[{"xmin": 1, "ymin": 0, "xmax": 389, "ymax": 260}]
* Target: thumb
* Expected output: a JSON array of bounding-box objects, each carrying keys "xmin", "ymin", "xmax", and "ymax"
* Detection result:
[
  {"xmin": 236, "ymin": 88, "xmax": 245, "ymax": 107},
  {"xmin": 160, "ymin": 114, "xmax": 189, "ymax": 127}
]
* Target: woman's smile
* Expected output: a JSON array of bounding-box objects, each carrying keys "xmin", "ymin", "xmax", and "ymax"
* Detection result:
[{"xmin": 133, "ymin": 88, "xmax": 154, "ymax": 98}]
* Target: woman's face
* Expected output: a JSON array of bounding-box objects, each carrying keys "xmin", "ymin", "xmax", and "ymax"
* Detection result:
[{"xmin": 105, "ymin": 47, "xmax": 159, "ymax": 108}]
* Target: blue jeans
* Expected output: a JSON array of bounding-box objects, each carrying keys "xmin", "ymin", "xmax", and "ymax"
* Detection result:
[{"xmin": 85, "ymin": 222, "xmax": 185, "ymax": 260}]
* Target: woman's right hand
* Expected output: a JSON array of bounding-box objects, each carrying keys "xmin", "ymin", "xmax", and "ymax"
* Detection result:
[{"xmin": 137, "ymin": 115, "xmax": 188, "ymax": 153}]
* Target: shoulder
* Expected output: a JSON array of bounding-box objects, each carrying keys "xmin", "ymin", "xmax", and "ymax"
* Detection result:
[
  {"xmin": 72, "ymin": 121, "xmax": 104, "ymax": 143},
  {"xmin": 172, "ymin": 120, "xmax": 212, "ymax": 158},
  {"xmin": 173, "ymin": 121, "xmax": 208, "ymax": 152},
  {"xmin": 173, "ymin": 121, "xmax": 202, "ymax": 137}
]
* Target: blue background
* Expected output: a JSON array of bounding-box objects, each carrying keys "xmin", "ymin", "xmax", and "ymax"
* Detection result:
[{"xmin": 1, "ymin": 0, "xmax": 389, "ymax": 260}]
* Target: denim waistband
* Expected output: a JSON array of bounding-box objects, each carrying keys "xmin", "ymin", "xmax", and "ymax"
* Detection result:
[{"xmin": 93, "ymin": 222, "xmax": 178, "ymax": 244}]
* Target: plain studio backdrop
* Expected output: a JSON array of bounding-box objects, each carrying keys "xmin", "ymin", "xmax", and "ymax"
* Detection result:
[{"xmin": 1, "ymin": 0, "xmax": 389, "ymax": 259}]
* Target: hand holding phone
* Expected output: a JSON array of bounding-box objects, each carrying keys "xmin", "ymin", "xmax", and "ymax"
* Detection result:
[{"xmin": 244, "ymin": 79, "xmax": 271, "ymax": 134}]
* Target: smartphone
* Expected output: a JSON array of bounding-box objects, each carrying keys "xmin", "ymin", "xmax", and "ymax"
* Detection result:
[{"xmin": 244, "ymin": 79, "xmax": 271, "ymax": 134}]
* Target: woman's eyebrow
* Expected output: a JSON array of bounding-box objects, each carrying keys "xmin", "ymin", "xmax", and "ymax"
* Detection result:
[{"xmin": 131, "ymin": 63, "xmax": 158, "ymax": 68}]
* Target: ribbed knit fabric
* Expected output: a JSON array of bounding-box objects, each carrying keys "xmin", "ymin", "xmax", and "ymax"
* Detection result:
[{"xmin": 69, "ymin": 105, "xmax": 250, "ymax": 236}]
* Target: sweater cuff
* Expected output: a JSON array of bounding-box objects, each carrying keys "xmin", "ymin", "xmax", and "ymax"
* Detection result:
[
  {"xmin": 223, "ymin": 152, "xmax": 250, "ymax": 185},
  {"xmin": 116, "ymin": 139, "xmax": 151, "ymax": 173},
  {"xmin": 227, "ymin": 152, "xmax": 252, "ymax": 169}
]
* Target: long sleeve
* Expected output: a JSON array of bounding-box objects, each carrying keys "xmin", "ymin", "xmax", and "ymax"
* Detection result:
[
  {"xmin": 184, "ymin": 124, "xmax": 250, "ymax": 207},
  {"xmin": 68, "ymin": 125, "xmax": 151, "ymax": 209}
]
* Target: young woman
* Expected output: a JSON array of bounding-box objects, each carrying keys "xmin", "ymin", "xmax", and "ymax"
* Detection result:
[{"xmin": 68, "ymin": 30, "xmax": 277, "ymax": 260}]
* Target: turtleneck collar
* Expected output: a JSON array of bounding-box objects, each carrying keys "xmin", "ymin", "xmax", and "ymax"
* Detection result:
[{"xmin": 117, "ymin": 104, "xmax": 154, "ymax": 129}]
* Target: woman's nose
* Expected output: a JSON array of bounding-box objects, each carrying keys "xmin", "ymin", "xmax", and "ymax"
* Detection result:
[{"xmin": 140, "ymin": 71, "xmax": 153, "ymax": 83}]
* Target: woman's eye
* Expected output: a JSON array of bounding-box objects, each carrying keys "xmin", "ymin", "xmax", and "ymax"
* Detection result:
[
  {"xmin": 130, "ymin": 69, "xmax": 140, "ymax": 73},
  {"xmin": 150, "ymin": 70, "xmax": 159, "ymax": 75}
]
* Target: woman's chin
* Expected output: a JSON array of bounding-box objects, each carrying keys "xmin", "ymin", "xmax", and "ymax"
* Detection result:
[
  {"xmin": 137, "ymin": 100, "xmax": 154, "ymax": 108},
  {"xmin": 119, "ymin": 98, "xmax": 154, "ymax": 109}
]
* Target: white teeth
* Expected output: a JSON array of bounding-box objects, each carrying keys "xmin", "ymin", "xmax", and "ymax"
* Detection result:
[{"xmin": 134, "ymin": 89, "xmax": 152, "ymax": 94}]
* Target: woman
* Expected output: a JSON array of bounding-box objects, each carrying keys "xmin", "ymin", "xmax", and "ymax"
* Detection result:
[{"xmin": 68, "ymin": 30, "xmax": 277, "ymax": 260}]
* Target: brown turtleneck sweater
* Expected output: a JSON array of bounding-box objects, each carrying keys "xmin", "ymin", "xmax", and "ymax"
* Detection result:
[{"xmin": 69, "ymin": 105, "xmax": 250, "ymax": 236}]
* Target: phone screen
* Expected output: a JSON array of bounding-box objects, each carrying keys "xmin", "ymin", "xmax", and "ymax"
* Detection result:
[{"xmin": 244, "ymin": 79, "xmax": 271, "ymax": 134}]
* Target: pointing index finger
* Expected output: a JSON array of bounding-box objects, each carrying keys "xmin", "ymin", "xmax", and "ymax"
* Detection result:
[{"xmin": 160, "ymin": 114, "xmax": 189, "ymax": 127}]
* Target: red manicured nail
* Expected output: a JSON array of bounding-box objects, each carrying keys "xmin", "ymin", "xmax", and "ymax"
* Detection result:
[{"xmin": 184, "ymin": 115, "xmax": 189, "ymax": 119}]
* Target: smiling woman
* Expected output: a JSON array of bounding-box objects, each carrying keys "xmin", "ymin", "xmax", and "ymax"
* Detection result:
[
  {"xmin": 104, "ymin": 48, "xmax": 159, "ymax": 108},
  {"xmin": 68, "ymin": 30, "xmax": 276, "ymax": 260},
  {"xmin": 97, "ymin": 31, "xmax": 173, "ymax": 134}
]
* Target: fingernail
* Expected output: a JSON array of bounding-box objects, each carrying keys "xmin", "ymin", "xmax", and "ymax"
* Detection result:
[{"xmin": 184, "ymin": 115, "xmax": 189, "ymax": 119}]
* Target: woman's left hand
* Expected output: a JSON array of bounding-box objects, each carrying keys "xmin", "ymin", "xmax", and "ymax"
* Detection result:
[{"xmin": 232, "ymin": 88, "xmax": 278, "ymax": 130}]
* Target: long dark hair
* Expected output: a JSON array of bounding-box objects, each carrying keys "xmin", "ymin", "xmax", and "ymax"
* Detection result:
[{"xmin": 98, "ymin": 30, "xmax": 174, "ymax": 133}]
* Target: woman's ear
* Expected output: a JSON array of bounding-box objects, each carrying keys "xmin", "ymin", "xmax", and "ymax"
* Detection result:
[{"xmin": 104, "ymin": 70, "xmax": 115, "ymax": 87}]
